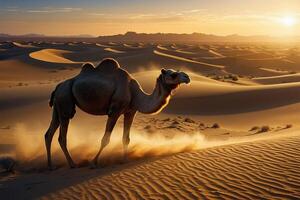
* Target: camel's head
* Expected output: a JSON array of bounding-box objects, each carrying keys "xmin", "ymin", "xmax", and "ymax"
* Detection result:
[{"xmin": 160, "ymin": 68, "xmax": 190, "ymax": 91}]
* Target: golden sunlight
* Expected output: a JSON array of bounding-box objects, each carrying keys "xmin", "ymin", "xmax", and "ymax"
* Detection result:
[
  {"xmin": 3, "ymin": 1, "xmax": 300, "ymax": 199},
  {"xmin": 280, "ymin": 16, "xmax": 296, "ymax": 27}
]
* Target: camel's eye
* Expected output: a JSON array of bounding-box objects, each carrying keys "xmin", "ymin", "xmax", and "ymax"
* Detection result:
[{"xmin": 171, "ymin": 73, "xmax": 178, "ymax": 79}]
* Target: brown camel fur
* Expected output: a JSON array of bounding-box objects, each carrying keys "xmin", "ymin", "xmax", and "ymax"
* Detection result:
[{"xmin": 44, "ymin": 58, "xmax": 190, "ymax": 169}]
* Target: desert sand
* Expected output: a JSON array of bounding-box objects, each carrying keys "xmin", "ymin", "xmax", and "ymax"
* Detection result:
[{"xmin": 1, "ymin": 41, "xmax": 300, "ymax": 199}]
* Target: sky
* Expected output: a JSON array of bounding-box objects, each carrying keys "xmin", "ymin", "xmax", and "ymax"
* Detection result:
[{"xmin": 0, "ymin": 0, "xmax": 300, "ymax": 37}]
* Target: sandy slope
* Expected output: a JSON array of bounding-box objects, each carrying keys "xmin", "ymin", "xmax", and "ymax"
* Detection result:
[
  {"xmin": 134, "ymin": 72, "xmax": 300, "ymax": 131},
  {"xmin": 12, "ymin": 42, "xmax": 37, "ymax": 49},
  {"xmin": 253, "ymin": 73, "xmax": 300, "ymax": 84},
  {"xmin": 104, "ymin": 47, "xmax": 125, "ymax": 54},
  {"xmin": 46, "ymin": 133, "xmax": 300, "ymax": 200},
  {"xmin": 1, "ymin": 130, "xmax": 300, "ymax": 199},
  {"xmin": 154, "ymin": 49, "xmax": 225, "ymax": 69},
  {"xmin": 1, "ymin": 41, "xmax": 300, "ymax": 199},
  {"xmin": 29, "ymin": 49, "xmax": 76, "ymax": 64}
]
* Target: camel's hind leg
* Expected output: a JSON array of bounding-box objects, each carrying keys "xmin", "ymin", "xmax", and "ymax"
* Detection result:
[
  {"xmin": 58, "ymin": 117, "xmax": 76, "ymax": 168},
  {"xmin": 92, "ymin": 113, "xmax": 121, "ymax": 167},
  {"xmin": 122, "ymin": 111, "xmax": 136, "ymax": 161},
  {"xmin": 45, "ymin": 109, "xmax": 59, "ymax": 169}
]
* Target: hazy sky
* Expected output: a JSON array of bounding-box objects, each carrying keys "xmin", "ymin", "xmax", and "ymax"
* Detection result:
[{"xmin": 1, "ymin": 0, "xmax": 300, "ymax": 36}]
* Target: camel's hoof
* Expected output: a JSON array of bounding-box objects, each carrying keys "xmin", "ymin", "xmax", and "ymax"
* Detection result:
[
  {"xmin": 120, "ymin": 158, "xmax": 129, "ymax": 164},
  {"xmin": 48, "ymin": 165, "xmax": 58, "ymax": 171},
  {"xmin": 89, "ymin": 162, "xmax": 98, "ymax": 169},
  {"xmin": 120, "ymin": 154, "xmax": 130, "ymax": 164},
  {"xmin": 69, "ymin": 164, "xmax": 77, "ymax": 169}
]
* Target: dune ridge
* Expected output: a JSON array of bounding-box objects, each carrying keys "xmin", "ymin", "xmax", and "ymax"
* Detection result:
[
  {"xmin": 154, "ymin": 50, "xmax": 225, "ymax": 69},
  {"xmin": 104, "ymin": 47, "xmax": 125, "ymax": 53},
  {"xmin": 12, "ymin": 42, "xmax": 37, "ymax": 48},
  {"xmin": 29, "ymin": 49, "xmax": 76, "ymax": 63}
]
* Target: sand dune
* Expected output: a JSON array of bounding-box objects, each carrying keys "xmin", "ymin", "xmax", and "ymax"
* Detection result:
[
  {"xmin": 2, "ymin": 130, "xmax": 299, "ymax": 199},
  {"xmin": 12, "ymin": 42, "xmax": 37, "ymax": 48},
  {"xmin": 253, "ymin": 73, "xmax": 300, "ymax": 84},
  {"xmin": 104, "ymin": 47, "xmax": 125, "ymax": 53},
  {"xmin": 0, "ymin": 42, "xmax": 20, "ymax": 49},
  {"xmin": 29, "ymin": 49, "xmax": 76, "ymax": 63},
  {"xmin": 95, "ymin": 43, "xmax": 113, "ymax": 48},
  {"xmin": 198, "ymin": 56, "xmax": 295, "ymax": 77},
  {"xmin": 157, "ymin": 45, "xmax": 168, "ymax": 51},
  {"xmin": 175, "ymin": 49, "xmax": 197, "ymax": 55},
  {"xmin": 259, "ymin": 67, "xmax": 290, "ymax": 74},
  {"xmin": 167, "ymin": 81, "xmax": 300, "ymax": 115},
  {"xmin": 154, "ymin": 50, "xmax": 224, "ymax": 69},
  {"xmin": 208, "ymin": 49, "xmax": 225, "ymax": 58},
  {"xmin": 123, "ymin": 43, "xmax": 143, "ymax": 48},
  {"xmin": 109, "ymin": 42, "xmax": 119, "ymax": 46},
  {"xmin": 158, "ymin": 45, "xmax": 221, "ymax": 58},
  {"xmin": 49, "ymin": 133, "xmax": 300, "ymax": 200},
  {"xmin": 2, "ymin": 41, "xmax": 300, "ymax": 199},
  {"xmin": 131, "ymin": 69, "xmax": 300, "ymax": 126}
]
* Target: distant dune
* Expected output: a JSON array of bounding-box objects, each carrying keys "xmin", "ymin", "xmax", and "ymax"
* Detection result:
[
  {"xmin": 29, "ymin": 49, "xmax": 76, "ymax": 63},
  {"xmin": 12, "ymin": 42, "xmax": 37, "ymax": 48},
  {"xmin": 154, "ymin": 50, "xmax": 225, "ymax": 69},
  {"xmin": 104, "ymin": 47, "xmax": 125, "ymax": 54},
  {"xmin": 1, "ymin": 40, "xmax": 300, "ymax": 199},
  {"xmin": 2, "ymin": 32, "xmax": 299, "ymax": 43}
]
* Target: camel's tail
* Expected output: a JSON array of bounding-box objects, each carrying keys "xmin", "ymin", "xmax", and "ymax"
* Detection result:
[
  {"xmin": 49, "ymin": 88, "xmax": 56, "ymax": 107},
  {"xmin": 49, "ymin": 83, "xmax": 61, "ymax": 107}
]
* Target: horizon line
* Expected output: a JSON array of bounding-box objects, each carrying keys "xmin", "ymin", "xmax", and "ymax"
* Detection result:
[{"xmin": 1, "ymin": 31, "xmax": 299, "ymax": 38}]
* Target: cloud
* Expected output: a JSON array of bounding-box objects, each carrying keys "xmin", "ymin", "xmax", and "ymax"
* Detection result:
[
  {"xmin": 26, "ymin": 7, "xmax": 82, "ymax": 13},
  {"xmin": 143, "ymin": 16, "xmax": 184, "ymax": 23},
  {"xmin": 86, "ymin": 12, "xmax": 184, "ymax": 23},
  {"xmin": 219, "ymin": 13, "xmax": 297, "ymax": 24},
  {"xmin": 182, "ymin": 9, "xmax": 205, "ymax": 14},
  {"xmin": 4, "ymin": 9, "xmax": 18, "ymax": 12},
  {"xmin": 27, "ymin": 10, "xmax": 51, "ymax": 13},
  {"xmin": 129, "ymin": 14, "xmax": 156, "ymax": 19},
  {"xmin": 125, "ymin": 13, "xmax": 185, "ymax": 23},
  {"xmin": 88, "ymin": 13, "xmax": 106, "ymax": 16},
  {"xmin": 0, "ymin": 7, "xmax": 82, "ymax": 14}
]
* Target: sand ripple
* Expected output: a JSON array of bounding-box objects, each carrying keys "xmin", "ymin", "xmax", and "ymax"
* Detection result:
[{"xmin": 44, "ymin": 135, "xmax": 300, "ymax": 199}]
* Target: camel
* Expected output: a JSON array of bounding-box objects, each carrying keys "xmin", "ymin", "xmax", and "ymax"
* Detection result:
[{"xmin": 44, "ymin": 58, "xmax": 190, "ymax": 169}]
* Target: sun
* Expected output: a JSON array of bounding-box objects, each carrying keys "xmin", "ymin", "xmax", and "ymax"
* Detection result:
[{"xmin": 281, "ymin": 16, "xmax": 296, "ymax": 27}]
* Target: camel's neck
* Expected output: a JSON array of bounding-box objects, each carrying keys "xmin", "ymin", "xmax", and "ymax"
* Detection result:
[{"xmin": 131, "ymin": 75, "xmax": 172, "ymax": 114}]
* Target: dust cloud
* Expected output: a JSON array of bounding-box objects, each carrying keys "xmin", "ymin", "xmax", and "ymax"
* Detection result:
[{"xmin": 6, "ymin": 121, "xmax": 283, "ymax": 171}]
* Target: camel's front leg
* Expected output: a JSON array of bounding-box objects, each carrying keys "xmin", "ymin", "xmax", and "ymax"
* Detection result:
[
  {"xmin": 123, "ymin": 111, "xmax": 136, "ymax": 161},
  {"xmin": 59, "ymin": 118, "xmax": 76, "ymax": 168},
  {"xmin": 44, "ymin": 109, "xmax": 60, "ymax": 170},
  {"xmin": 92, "ymin": 113, "xmax": 121, "ymax": 167}
]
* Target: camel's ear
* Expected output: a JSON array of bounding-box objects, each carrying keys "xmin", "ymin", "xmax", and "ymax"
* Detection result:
[{"xmin": 161, "ymin": 68, "xmax": 167, "ymax": 75}]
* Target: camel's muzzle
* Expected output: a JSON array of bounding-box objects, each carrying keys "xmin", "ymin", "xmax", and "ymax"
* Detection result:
[{"xmin": 179, "ymin": 73, "xmax": 190, "ymax": 84}]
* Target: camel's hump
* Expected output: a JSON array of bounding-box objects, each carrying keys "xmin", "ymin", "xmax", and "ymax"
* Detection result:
[
  {"xmin": 96, "ymin": 58, "xmax": 120, "ymax": 71},
  {"xmin": 80, "ymin": 63, "xmax": 95, "ymax": 73}
]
